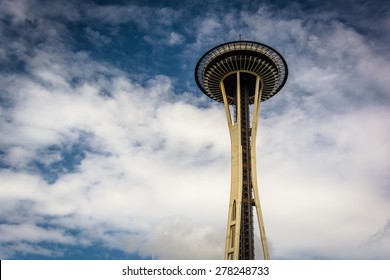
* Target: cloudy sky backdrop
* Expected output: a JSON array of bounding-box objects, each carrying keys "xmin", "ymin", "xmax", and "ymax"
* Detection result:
[{"xmin": 1, "ymin": 0, "xmax": 389, "ymax": 259}]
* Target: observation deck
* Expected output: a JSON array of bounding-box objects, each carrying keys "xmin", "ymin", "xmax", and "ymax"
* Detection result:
[{"xmin": 195, "ymin": 40, "xmax": 288, "ymax": 104}]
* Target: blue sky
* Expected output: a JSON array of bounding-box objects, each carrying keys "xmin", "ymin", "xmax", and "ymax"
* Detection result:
[{"xmin": 0, "ymin": 0, "xmax": 389, "ymax": 260}]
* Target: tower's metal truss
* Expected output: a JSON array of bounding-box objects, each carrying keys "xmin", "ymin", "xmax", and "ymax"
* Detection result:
[{"xmin": 195, "ymin": 41, "xmax": 288, "ymax": 260}]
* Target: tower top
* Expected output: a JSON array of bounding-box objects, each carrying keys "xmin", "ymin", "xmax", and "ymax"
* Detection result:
[{"xmin": 195, "ymin": 40, "xmax": 288, "ymax": 104}]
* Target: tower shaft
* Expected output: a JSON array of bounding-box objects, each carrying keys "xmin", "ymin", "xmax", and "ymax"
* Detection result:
[{"xmin": 222, "ymin": 72, "xmax": 270, "ymax": 260}]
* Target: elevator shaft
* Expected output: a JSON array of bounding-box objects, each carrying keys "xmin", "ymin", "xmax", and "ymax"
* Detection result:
[{"xmin": 238, "ymin": 81, "xmax": 255, "ymax": 260}]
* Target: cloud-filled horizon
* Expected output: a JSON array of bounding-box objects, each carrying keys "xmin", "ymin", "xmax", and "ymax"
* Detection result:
[{"xmin": 1, "ymin": 0, "xmax": 389, "ymax": 259}]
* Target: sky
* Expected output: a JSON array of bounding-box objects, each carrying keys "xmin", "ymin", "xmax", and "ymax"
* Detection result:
[{"xmin": 0, "ymin": 0, "xmax": 389, "ymax": 260}]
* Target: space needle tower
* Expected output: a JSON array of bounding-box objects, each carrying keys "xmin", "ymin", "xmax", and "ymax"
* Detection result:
[{"xmin": 195, "ymin": 40, "xmax": 288, "ymax": 260}]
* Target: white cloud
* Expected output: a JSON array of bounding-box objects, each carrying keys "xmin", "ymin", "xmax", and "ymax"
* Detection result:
[
  {"xmin": 258, "ymin": 104, "xmax": 390, "ymax": 259},
  {"xmin": 168, "ymin": 32, "xmax": 183, "ymax": 46},
  {"xmin": 0, "ymin": 243, "xmax": 59, "ymax": 259},
  {"xmin": 127, "ymin": 218, "xmax": 225, "ymax": 259},
  {"xmin": 0, "ymin": 223, "xmax": 74, "ymax": 243},
  {"xmin": 85, "ymin": 27, "xmax": 112, "ymax": 45},
  {"xmin": 85, "ymin": 4, "xmax": 180, "ymax": 29},
  {"xmin": 0, "ymin": 37, "xmax": 232, "ymax": 258},
  {"xmin": 0, "ymin": 0, "xmax": 29, "ymax": 23}
]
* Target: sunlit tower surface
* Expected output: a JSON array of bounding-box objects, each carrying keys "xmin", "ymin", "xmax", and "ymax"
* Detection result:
[{"xmin": 195, "ymin": 40, "xmax": 288, "ymax": 260}]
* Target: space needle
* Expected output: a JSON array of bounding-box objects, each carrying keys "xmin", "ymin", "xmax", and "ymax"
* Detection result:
[{"xmin": 195, "ymin": 40, "xmax": 288, "ymax": 260}]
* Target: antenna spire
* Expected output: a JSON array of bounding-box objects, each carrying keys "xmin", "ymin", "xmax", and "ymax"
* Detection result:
[{"xmin": 239, "ymin": 34, "xmax": 242, "ymax": 41}]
